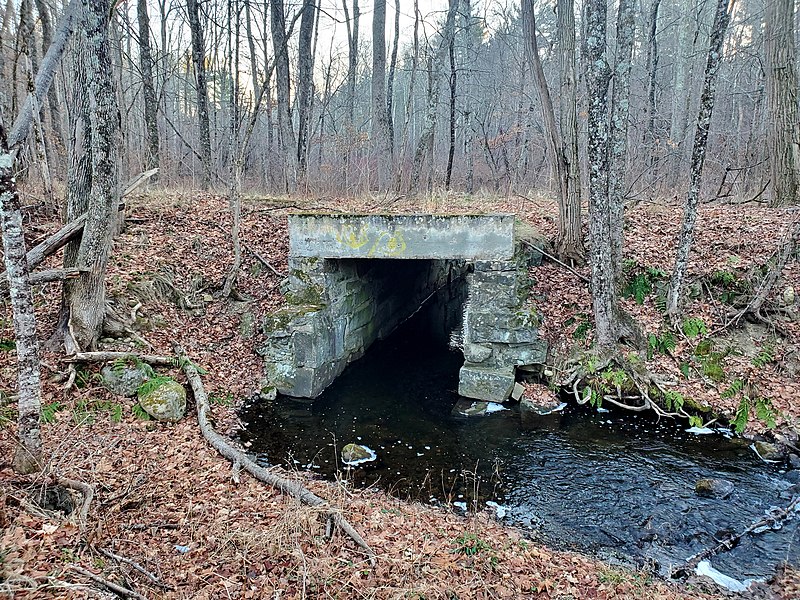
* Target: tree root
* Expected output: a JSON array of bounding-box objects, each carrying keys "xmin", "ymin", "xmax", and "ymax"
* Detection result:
[
  {"xmin": 557, "ymin": 349, "xmax": 691, "ymax": 422},
  {"xmin": 56, "ymin": 476, "xmax": 94, "ymax": 531},
  {"xmin": 173, "ymin": 345, "xmax": 376, "ymax": 564},
  {"xmin": 69, "ymin": 565, "xmax": 146, "ymax": 600},
  {"xmin": 70, "ymin": 348, "xmax": 377, "ymax": 562}
]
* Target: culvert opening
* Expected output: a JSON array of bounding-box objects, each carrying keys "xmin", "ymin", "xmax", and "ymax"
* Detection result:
[{"xmin": 261, "ymin": 213, "xmax": 547, "ymax": 401}]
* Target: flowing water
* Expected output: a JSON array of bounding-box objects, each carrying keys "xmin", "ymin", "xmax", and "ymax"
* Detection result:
[{"xmin": 240, "ymin": 289, "xmax": 799, "ymax": 583}]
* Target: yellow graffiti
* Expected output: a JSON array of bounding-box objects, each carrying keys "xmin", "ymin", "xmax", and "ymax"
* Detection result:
[
  {"xmin": 368, "ymin": 231, "xmax": 406, "ymax": 257},
  {"xmin": 334, "ymin": 224, "xmax": 370, "ymax": 249}
]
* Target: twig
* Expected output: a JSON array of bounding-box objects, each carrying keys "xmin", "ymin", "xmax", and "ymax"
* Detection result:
[
  {"xmin": 97, "ymin": 548, "xmax": 174, "ymax": 591},
  {"xmin": 57, "ymin": 477, "xmax": 93, "ymax": 529},
  {"xmin": 173, "ymin": 344, "xmax": 377, "ymax": 565},
  {"xmin": 69, "ymin": 566, "xmax": 146, "ymax": 600},
  {"xmin": 243, "ymin": 243, "xmax": 282, "ymax": 277},
  {"xmin": 522, "ymin": 240, "xmax": 590, "ymax": 284}
]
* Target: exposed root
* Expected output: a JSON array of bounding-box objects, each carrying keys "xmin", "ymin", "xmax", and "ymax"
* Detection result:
[
  {"xmin": 173, "ymin": 344, "xmax": 376, "ymax": 564},
  {"xmin": 557, "ymin": 349, "xmax": 693, "ymax": 422}
]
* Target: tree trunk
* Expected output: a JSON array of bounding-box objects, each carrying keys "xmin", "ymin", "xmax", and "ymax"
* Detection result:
[
  {"xmin": 64, "ymin": 0, "xmax": 121, "ymax": 350},
  {"xmin": 584, "ymin": 0, "xmax": 616, "ymax": 350},
  {"xmin": 371, "ymin": 0, "xmax": 392, "ymax": 190},
  {"xmin": 462, "ymin": 0, "xmax": 474, "ymax": 193},
  {"xmin": 270, "ymin": 0, "xmax": 297, "ymax": 192},
  {"xmin": 0, "ymin": 124, "xmax": 43, "ymax": 474},
  {"xmin": 445, "ymin": 27, "xmax": 456, "ymax": 189},
  {"xmin": 341, "ymin": 0, "xmax": 359, "ymax": 190},
  {"xmin": 136, "ymin": 0, "xmax": 159, "ymax": 177},
  {"xmin": 33, "ymin": 0, "xmax": 65, "ymax": 154},
  {"xmin": 409, "ymin": 0, "xmax": 458, "ymax": 191},
  {"xmin": 386, "ymin": 0, "xmax": 400, "ymax": 152},
  {"xmin": 296, "ymin": 0, "xmax": 315, "ymax": 183},
  {"xmin": 556, "ymin": 0, "xmax": 584, "ymax": 262},
  {"xmin": 667, "ymin": 0, "xmax": 731, "ymax": 316},
  {"xmin": 765, "ymin": 0, "xmax": 800, "ymax": 207},
  {"xmin": 187, "ymin": 0, "xmax": 212, "ymax": 188},
  {"xmin": 607, "ymin": 0, "xmax": 635, "ymax": 286}
]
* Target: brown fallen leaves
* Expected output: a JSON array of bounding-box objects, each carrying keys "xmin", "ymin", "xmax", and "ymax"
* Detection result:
[{"xmin": 0, "ymin": 190, "xmax": 798, "ymax": 598}]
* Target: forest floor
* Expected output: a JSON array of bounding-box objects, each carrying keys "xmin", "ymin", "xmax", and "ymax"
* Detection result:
[{"xmin": 1, "ymin": 189, "xmax": 799, "ymax": 599}]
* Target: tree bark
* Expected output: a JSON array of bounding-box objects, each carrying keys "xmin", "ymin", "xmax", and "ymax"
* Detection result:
[
  {"xmin": 584, "ymin": 0, "xmax": 616, "ymax": 350},
  {"xmin": 64, "ymin": 0, "xmax": 121, "ymax": 350},
  {"xmin": 341, "ymin": 0, "xmax": 359, "ymax": 189},
  {"xmin": 371, "ymin": 0, "xmax": 392, "ymax": 190},
  {"xmin": 667, "ymin": 0, "xmax": 731, "ymax": 316},
  {"xmin": 765, "ymin": 0, "xmax": 800, "ymax": 207},
  {"xmin": 33, "ymin": 0, "xmax": 65, "ymax": 154},
  {"xmin": 607, "ymin": 0, "xmax": 635, "ymax": 286},
  {"xmin": 386, "ymin": 0, "xmax": 400, "ymax": 152},
  {"xmin": 296, "ymin": 0, "xmax": 315, "ymax": 183},
  {"xmin": 0, "ymin": 124, "xmax": 43, "ymax": 474},
  {"xmin": 187, "ymin": 0, "xmax": 212, "ymax": 188},
  {"xmin": 270, "ymin": 0, "xmax": 297, "ymax": 192},
  {"xmin": 445, "ymin": 26, "xmax": 456, "ymax": 190},
  {"xmin": 462, "ymin": 0, "xmax": 474, "ymax": 193},
  {"xmin": 136, "ymin": 0, "xmax": 160, "ymax": 176}
]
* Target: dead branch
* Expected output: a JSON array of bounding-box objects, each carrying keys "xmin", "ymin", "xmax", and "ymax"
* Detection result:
[
  {"xmin": 173, "ymin": 344, "xmax": 376, "ymax": 564},
  {"xmin": 64, "ymin": 351, "xmax": 174, "ymax": 366},
  {"xmin": 97, "ymin": 548, "xmax": 174, "ymax": 591},
  {"xmin": 672, "ymin": 494, "xmax": 800, "ymax": 578},
  {"xmin": 244, "ymin": 243, "xmax": 283, "ymax": 277},
  {"xmin": 522, "ymin": 240, "xmax": 590, "ymax": 284},
  {"xmin": 1, "ymin": 268, "xmax": 83, "ymax": 296},
  {"xmin": 122, "ymin": 169, "xmax": 159, "ymax": 197},
  {"xmin": 57, "ymin": 477, "xmax": 94, "ymax": 529},
  {"xmin": 69, "ymin": 565, "xmax": 146, "ymax": 600}
]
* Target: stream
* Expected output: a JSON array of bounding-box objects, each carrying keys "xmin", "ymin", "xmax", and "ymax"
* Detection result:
[{"xmin": 240, "ymin": 289, "xmax": 799, "ymax": 585}]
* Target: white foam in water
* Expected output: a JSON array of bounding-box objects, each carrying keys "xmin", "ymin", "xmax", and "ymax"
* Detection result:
[
  {"xmin": 453, "ymin": 501, "xmax": 467, "ymax": 511},
  {"xmin": 695, "ymin": 560, "xmax": 758, "ymax": 593},
  {"xmin": 486, "ymin": 501, "xmax": 508, "ymax": 519},
  {"xmin": 341, "ymin": 446, "xmax": 378, "ymax": 466},
  {"xmin": 686, "ymin": 426, "xmax": 715, "ymax": 435},
  {"xmin": 485, "ymin": 402, "xmax": 508, "ymax": 413}
]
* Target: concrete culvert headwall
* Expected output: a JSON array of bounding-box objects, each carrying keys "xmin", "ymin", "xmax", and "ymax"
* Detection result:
[{"xmin": 260, "ymin": 214, "xmax": 547, "ymax": 401}]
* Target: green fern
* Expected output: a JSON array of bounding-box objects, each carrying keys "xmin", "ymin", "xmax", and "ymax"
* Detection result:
[
  {"xmin": 137, "ymin": 376, "xmax": 175, "ymax": 397},
  {"xmin": 721, "ymin": 378, "xmax": 744, "ymax": 399},
  {"xmin": 751, "ymin": 346, "xmax": 775, "ymax": 369},
  {"xmin": 754, "ymin": 397, "xmax": 777, "ymax": 429},
  {"xmin": 41, "ymin": 401, "xmax": 61, "ymax": 424},
  {"xmin": 732, "ymin": 396, "xmax": 751, "ymax": 434},
  {"xmin": 132, "ymin": 404, "xmax": 151, "ymax": 421},
  {"xmin": 663, "ymin": 391, "xmax": 684, "ymax": 412},
  {"xmin": 679, "ymin": 362, "xmax": 691, "ymax": 379},
  {"xmin": 624, "ymin": 274, "xmax": 652, "ymax": 305},
  {"xmin": 648, "ymin": 331, "xmax": 676, "ymax": 359},
  {"xmin": 682, "ymin": 317, "xmax": 707, "ymax": 339},
  {"xmin": 688, "ymin": 415, "xmax": 704, "ymax": 428}
]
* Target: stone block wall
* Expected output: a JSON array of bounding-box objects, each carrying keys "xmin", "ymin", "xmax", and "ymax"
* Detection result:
[
  {"xmin": 457, "ymin": 249, "xmax": 547, "ymax": 401},
  {"xmin": 261, "ymin": 256, "xmax": 465, "ymax": 398}
]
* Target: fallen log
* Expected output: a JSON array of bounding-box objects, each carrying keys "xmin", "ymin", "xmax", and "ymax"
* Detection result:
[
  {"xmin": 173, "ymin": 345, "xmax": 376, "ymax": 563},
  {"xmin": 67, "ymin": 349, "xmax": 377, "ymax": 562},
  {"xmin": 0, "ymin": 268, "xmax": 83, "ymax": 296}
]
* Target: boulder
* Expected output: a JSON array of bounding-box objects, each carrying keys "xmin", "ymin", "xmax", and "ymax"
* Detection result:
[
  {"xmin": 451, "ymin": 399, "xmax": 508, "ymax": 417},
  {"xmin": 789, "ymin": 454, "xmax": 800, "ymax": 470},
  {"xmin": 695, "ymin": 478, "xmax": 735, "ymax": 499},
  {"xmin": 138, "ymin": 379, "xmax": 187, "ymax": 422},
  {"xmin": 341, "ymin": 443, "xmax": 377, "ymax": 466},
  {"xmin": 101, "ymin": 364, "xmax": 149, "ymax": 397}
]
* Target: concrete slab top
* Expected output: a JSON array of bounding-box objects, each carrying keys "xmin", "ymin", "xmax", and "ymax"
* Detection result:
[{"xmin": 288, "ymin": 213, "xmax": 516, "ymax": 260}]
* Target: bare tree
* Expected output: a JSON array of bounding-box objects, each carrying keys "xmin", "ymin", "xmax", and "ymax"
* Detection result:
[
  {"xmin": 33, "ymin": 0, "xmax": 65, "ymax": 153},
  {"xmin": 187, "ymin": 0, "xmax": 212, "ymax": 188},
  {"xmin": 667, "ymin": 0, "xmax": 731, "ymax": 317},
  {"xmin": 341, "ymin": 0, "xmax": 359, "ymax": 187},
  {"xmin": 765, "ymin": 0, "xmax": 800, "ymax": 207},
  {"xmin": 63, "ymin": 0, "xmax": 121, "ymax": 350},
  {"xmin": 137, "ymin": 0, "xmax": 159, "ymax": 175},
  {"xmin": 371, "ymin": 0, "xmax": 392, "ymax": 189},
  {"xmin": 296, "ymin": 0, "xmax": 316, "ymax": 183},
  {"xmin": 270, "ymin": 0, "xmax": 297, "ymax": 191},
  {"xmin": 523, "ymin": 0, "xmax": 584, "ymax": 262},
  {"xmin": 409, "ymin": 0, "xmax": 458, "ymax": 191}
]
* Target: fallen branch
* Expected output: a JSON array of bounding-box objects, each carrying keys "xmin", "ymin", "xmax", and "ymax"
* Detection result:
[
  {"xmin": 122, "ymin": 169, "xmax": 159, "ymax": 197},
  {"xmin": 244, "ymin": 243, "xmax": 283, "ymax": 277},
  {"xmin": 57, "ymin": 477, "xmax": 94, "ymax": 530},
  {"xmin": 64, "ymin": 351, "xmax": 174, "ymax": 366},
  {"xmin": 173, "ymin": 344, "xmax": 376, "ymax": 564},
  {"xmin": 69, "ymin": 565, "xmax": 146, "ymax": 600},
  {"xmin": 0, "ymin": 268, "xmax": 83, "ymax": 296},
  {"xmin": 97, "ymin": 548, "xmax": 174, "ymax": 591},
  {"xmin": 522, "ymin": 240, "xmax": 590, "ymax": 284},
  {"xmin": 671, "ymin": 494, "xmax": 800, "ymax": 578}
]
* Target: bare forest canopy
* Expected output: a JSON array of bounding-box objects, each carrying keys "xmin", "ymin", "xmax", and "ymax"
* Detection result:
[{"xmin": 0, "ymin": 0, "xmax": 790, "ymax": 198}]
